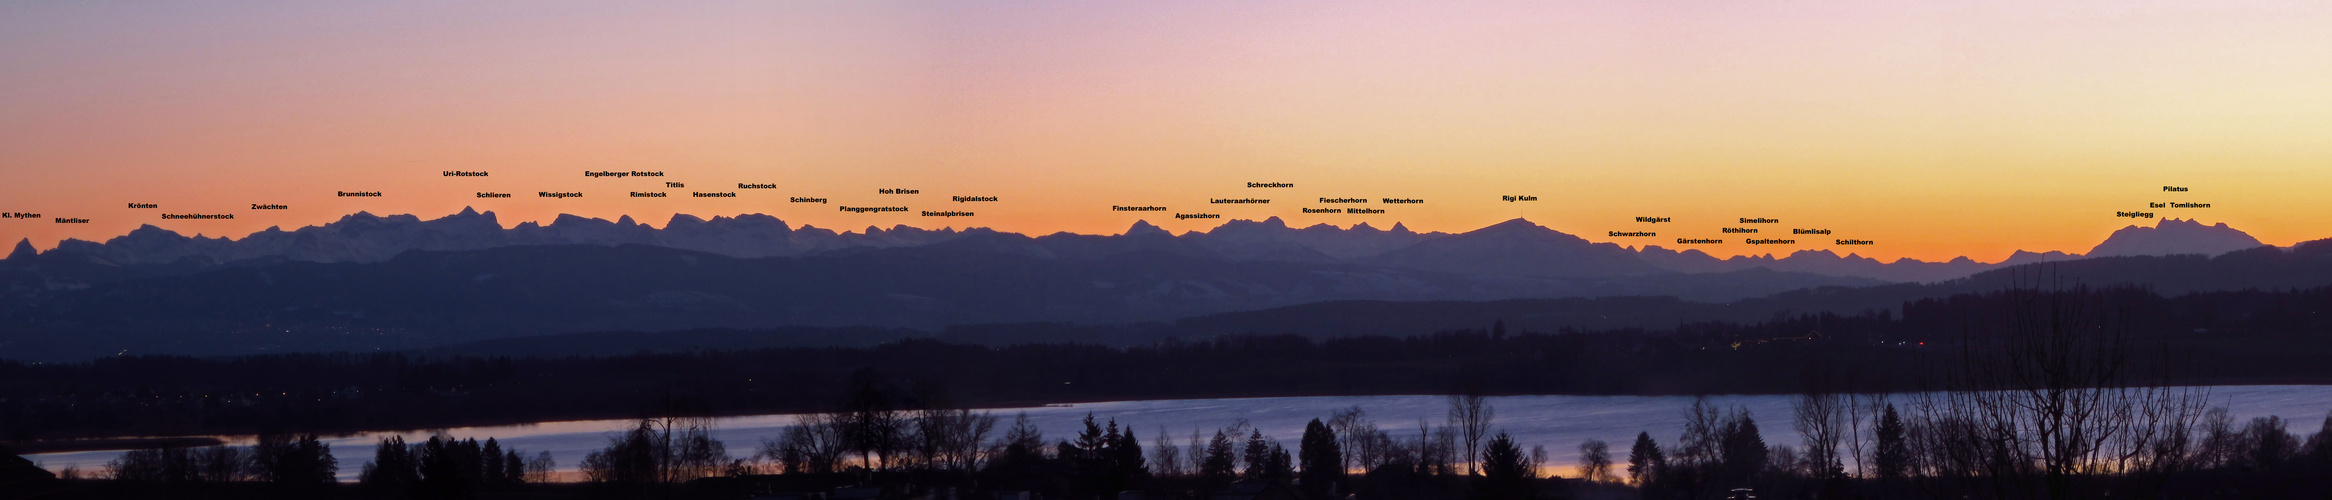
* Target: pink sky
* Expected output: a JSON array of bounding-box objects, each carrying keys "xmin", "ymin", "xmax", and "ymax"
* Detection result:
[{"xmin": 3, "ymin": 0, "xmax": 2329, "ymax": 261}]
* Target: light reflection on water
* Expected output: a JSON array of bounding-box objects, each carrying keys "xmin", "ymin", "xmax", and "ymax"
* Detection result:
[{"xmin": 28, "ymin": 385, "xmax": 2332, "ymax": 482}]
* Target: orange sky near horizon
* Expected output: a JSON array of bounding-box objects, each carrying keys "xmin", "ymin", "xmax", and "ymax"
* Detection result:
[{"xmin": 4, "ymin": 0, "xmax": 2330, "ymax": 263}]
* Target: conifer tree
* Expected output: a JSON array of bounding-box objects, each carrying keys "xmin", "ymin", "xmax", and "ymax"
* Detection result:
[
  {"xmin": 1476, "ymin": 432, "xmax": 1535, "ymax": 500},
  {"xmin": 1242, "ymin": 429, "xmax": 1272, "ymax": 480},
  {"xmin": 1199, "ymin": 430, "xmax": 1239, "ymax": 493},
  {"xmin": 1298, "ymin": 418, "xmax": 1345, "ymax": 496},
  {"xmin": 1873, "ymin": 404, "xmax": 1909, "ymax": 480},
  {"xmin": 1720, "ymin": 413, "xmax": 1768, "ymax": 483},
  {"xmin": 1628, "ymin": 431, "xmax": 1666, "ymax": 487}
]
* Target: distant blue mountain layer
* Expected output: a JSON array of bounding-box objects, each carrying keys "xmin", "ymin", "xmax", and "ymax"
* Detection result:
[{"xmin": 11, "ymin": 210, "xmax": 2280, "ymax": 284}]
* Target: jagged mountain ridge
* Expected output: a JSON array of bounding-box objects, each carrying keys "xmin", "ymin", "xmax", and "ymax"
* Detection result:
[
  {"xmin": 1630, "ymin": 247, "xmax": 2072, "ymax": 283},
  {"xmin": 2088, "ymin": 218, "xmax": 2266, "ymax": 258},
  {"xmin": 39, "ymin": 208, "xmax": 983, "ymax": 265},
  {"xmin": 7, "ymin": 210, "xmax": 2283, "ymax": 284},
  {"xmin": 0, "ymin": 214, "xmax": 2320, "ymax": 361},
  {"xmin": 1362, "ymin": 218, "xmax": 1663, "ymax": 278}
]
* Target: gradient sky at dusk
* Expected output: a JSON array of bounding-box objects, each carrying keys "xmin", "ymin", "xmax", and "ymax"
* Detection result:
[{"xmin": 4, "ymin": 0, "xmax": 2329, "ymax": 262}]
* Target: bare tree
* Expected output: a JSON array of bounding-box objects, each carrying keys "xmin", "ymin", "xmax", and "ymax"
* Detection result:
[
  {"xmin": 581, "ymin": 415, "xmax": 726, "ymax": 484},
  {"xmin": 765, "ymin": 412, "xmax": 850, "ymax": 474},
  {"xmin": 193, "ymin": 445, "xmax": 245, "ymax": 483},
  {"xmin": 1578, "ymin": 439, "xmax": 1614, "ymax": 483},
  {"xmin": 1907, "ymin": 275, "xmax": 2211, "ymax": 500},
  {"xmin": 1185, "ymin": 427, "xmax": 1208, "ymax": 476},
  {"xmin": 2129, "ymin": 406, "xmax": 2194, "ymax": 476},
  {"xmin": 1328, "ymin": 405, "xmax": 1370, "ymax": 471},
  {"xmin": 1150, "ymin": 426, "xmax": 1184, "ymax": 477},
  {"xmin": 1431, "ymin": 423, "xmax": 1460, "ymax": 476},
  {"xmin": 2238, "ymin": 416, "xmax": 2301, "ymax": 470},
  {"xmin": 908, "ymin": 407, "xmax": 996, "ymax": 473},
  {"xmin": 1411, "ymin": 417, "xmax": 1458, "ymax": 475},
  {"xmin": 1447, "ymin": 393, "xmax": 1493, "ymax": 475},
  {"xmin": 1363, "ymin": 426, "xmax": 1400, "ymax": 473},
  {"xmin": 1678, "ymin": 396, "xmax": 1725, "ymax": 468},
  {"xmin": 1530, "ymin": 444, "xmax": 1550, "ymax": 479},
  {"xmin": 2189, "ymin": 408, "xmax": 2239, "ymax": 470},
  {"xmin": 107, "ymin": 446, "xmax": 195, "ymax": 482},
  {"xmin": 1769, "ymin": 445, "xmax": 1802, "ymax": 478},
  {"xmin": 840, "ymin": 372, "xmax": 905, "ymax": 472},
  {"xmin": 1843, "ymin": 392, "xmax": 1886, "ymax": 478},
  {"xmin": 669, "ymin": 416, "xmax": 727, "ymax": 482},
  {"xmin": 1793, "ymin": 391, "xmax": 1846, "ymax": 480},
  {"xmin": 525, "ymin": 452, "xmax": 556, "ymax": 483}
]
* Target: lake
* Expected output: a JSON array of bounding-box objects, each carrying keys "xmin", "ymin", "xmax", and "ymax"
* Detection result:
[{"xmin": 28, "ymin": 385, "xmax": 2332, "ymax": 481}]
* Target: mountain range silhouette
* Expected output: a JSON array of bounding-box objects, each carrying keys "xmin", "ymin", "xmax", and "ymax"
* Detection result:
[
  {"xmin": 8, "ymin": 210, "xmax": 2283, "ymax": 282},
  {"xmin": 3, "ymin": 211, "xmax": 2317, "ymax": 361}
]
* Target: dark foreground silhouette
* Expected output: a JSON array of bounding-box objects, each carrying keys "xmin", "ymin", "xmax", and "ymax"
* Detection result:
[{"xmin": 10, "ymin": 281, "xmax": 2332, "ymax": 498}]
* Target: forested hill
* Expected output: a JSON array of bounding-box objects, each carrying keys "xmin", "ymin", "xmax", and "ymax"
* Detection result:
[
  {"xmin": 8, "ymin": 283, "xmax": 2332, "ymax": 442},
  {"xmin": 5, "ymin": 227, "xmax": 2331, "ymax": 362},
  {"xmin": 0, "ymin": 243, "xmax": 1876, "ymax": 361}
]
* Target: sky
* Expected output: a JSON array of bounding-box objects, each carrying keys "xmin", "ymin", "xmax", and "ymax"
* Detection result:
[{"xmin": 3, "ymin": 0, "xmax": 2329, "ymax": 262}]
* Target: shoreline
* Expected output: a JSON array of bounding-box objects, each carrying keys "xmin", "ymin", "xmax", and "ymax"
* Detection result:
[{"xmin": 16, "ymin": 380, "xmax": 2330, "ymax": 452}]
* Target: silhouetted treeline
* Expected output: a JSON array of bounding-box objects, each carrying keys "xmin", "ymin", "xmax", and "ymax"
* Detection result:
[
  {"xmin": 1613, "ymin": 281, "xmax": 2332, "ymax": 499},
  {"xmin": 358, "ymin": 434, "xmax": 550, "ymax": 499},
  {"xmin": 59, "ymin": 431, "xmax": 341, "ymax": 499},
  {"xmin": 697, "ymin": 284, "xmax": 2332, "ymax": 500},
  {"xmin": 631, "ymin": 383, "xmax": 1562, "ymax": 500},
  {"xmin": 8, "ymin": 285, "xmax": 2332, "ymax": 442}
]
